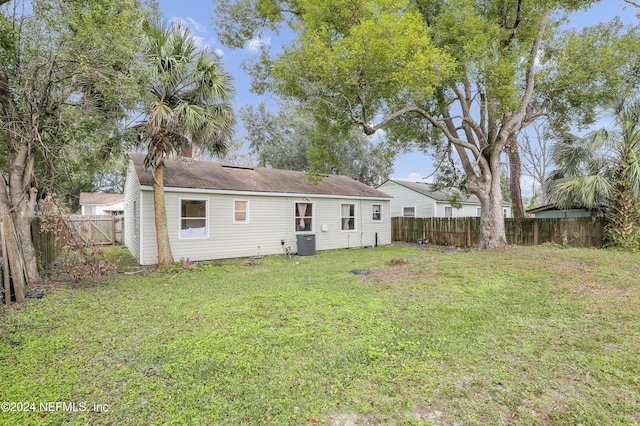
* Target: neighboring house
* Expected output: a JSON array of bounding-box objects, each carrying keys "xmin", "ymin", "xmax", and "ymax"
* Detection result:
[
  {"xmin": 377, "ymin": 179, "xmax": 512, "ymax": 218},
  {"xmin": 526, "ymin": 204, "xmax": 601, "ymax": 219},
  {"xmin": 124, "ymin": 154, "xmax": 392, "ymax": 265},
  {"xmin": 79, "ymin": 192, "xmax": 124, "ymax": 215}
]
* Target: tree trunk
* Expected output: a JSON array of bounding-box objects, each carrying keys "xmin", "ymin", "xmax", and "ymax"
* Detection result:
[
  {"xmin": 477, "ymin": 191, "xmax": 508, "ymax": 249},
  {"xmin": 152, "ymin": 162, "xmax": 175, "ymax": 265},
  {"xmin": 506, "ymin": 133, "xmax": 525, "ymax": 218},
  {"xmin": 1, "ymin": 144, "xmax": 43, "ymax": 287},
  {"xmin": 467, "ymin": 151, "xmax": 508, "ymax": 249},
  {"xmin": 14, "ymin": 202, "xmax": 41, "ymax": 287}
]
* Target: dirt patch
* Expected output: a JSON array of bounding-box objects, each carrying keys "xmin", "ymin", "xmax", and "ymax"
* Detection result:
[
  {"xmin": 239, "ymin": 258, "xmax": 261, "ymax": 266},
  {"xmin": 364, "ymin": 256, "xmax": 440, "ymax": 286}
]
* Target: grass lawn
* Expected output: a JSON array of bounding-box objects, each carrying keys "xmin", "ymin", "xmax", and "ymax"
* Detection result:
[{"xmin": 0, "ymin": 244, "xmax": 639, "ymax": 425}]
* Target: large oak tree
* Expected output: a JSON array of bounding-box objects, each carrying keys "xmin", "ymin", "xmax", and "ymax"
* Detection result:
[{"xmin": 213, "ymin": 0, "xmax": 640, "ymax": 249}]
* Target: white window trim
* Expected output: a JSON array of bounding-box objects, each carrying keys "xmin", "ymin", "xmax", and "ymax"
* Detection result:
[
  {"xmin": 444, "ymin": 205, "xmax": 453, "ymax": 218},
  {"xmin": 503, "ymin": 208, "xmax": 509, "ymax": 218},
  {"xmin": 372, "ymin": 204, "xmax": 383, "ymax": 222},
  {"xmin": 476, "ymin": 207, "xmax": 482, "ymax": 217},
  {"xmin": 341, "ymin": 203, "xmax": 357, "ymax": 232},
  {"xmin": 233, "ymin": 199, "xmax": 250, "ymax": 224},
  {"xmin": 178, "ymin": 198, "xmax": 209, "ymax": 240},
  {"xmin": 402, "ymin": 206, "xmax": 416, "ymax": 217},
  {"xmin": 294, "ymin": 201, "xmax": 314, "ymax": 234}
]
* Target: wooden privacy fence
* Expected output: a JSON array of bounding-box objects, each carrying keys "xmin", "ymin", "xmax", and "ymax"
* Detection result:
[
  {"xmin": 66, "ymin": 215, "xmax": 124, "ymax": 245},
  {"xmin": 31, "ymin": 218, "xmax": 61, "ymax": 270},
  {"xmin": 392, "ymin": 216, "xmax": 606, "ymax": 248},
  {"xmin": 1, "ymin": 217, "xmax": 61, "ymax": 304}
]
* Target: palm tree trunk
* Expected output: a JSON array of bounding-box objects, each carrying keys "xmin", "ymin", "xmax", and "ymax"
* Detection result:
[{"xmin": 152, "ymin": 162, "xmax": 174, "ymax": 265}]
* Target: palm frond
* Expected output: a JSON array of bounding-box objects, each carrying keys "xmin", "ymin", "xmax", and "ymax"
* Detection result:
[{"xmin": 139, "ymin": 19, "xmax": 236, "ymax": 168}]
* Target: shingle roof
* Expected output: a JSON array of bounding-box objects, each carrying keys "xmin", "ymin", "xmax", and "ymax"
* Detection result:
[
  {"xmin": 387, "ymin": 179, "xmax": 476, "ymax": 202},
  {"xmin": 384, "ymin": 179, "xmax": 511, "ymax": 206},
  {"xmin": 131, "ymin": 154, "xmax": 391, "ymax": 198},
  {"xmin": 79, "ymin": 192, "xmax": 124, "ymax": 206}
]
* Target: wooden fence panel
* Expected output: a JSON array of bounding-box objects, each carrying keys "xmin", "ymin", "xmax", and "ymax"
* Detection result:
[
  {"xmin": 392, "ymin": 217, "xmax": 606, "ymax": 248},
  {"xmin": 66, "ymin": 215, "xmax": 123, "ymax": 245},
  {"xmin": 31, "ymin": 218, "xmax": 61, "ymax": 269}
]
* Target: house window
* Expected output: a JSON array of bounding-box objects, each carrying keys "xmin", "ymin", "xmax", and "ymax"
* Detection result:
[
  {"xmin": 476, "ymin": 207, "xmax": 481, "ymax": 217},
  {"xmin": 445, "ymin": 206, "xmax": 453, "ymax": 217},
  {"xmin": 503, "ymin": 208, "xmax": 509, "ymax": 218},
  {"xmin": 372, "ymin": 204, "xmax": 382, "ymax": 221},
  {"xmin": 180, "ymin": 199, "xmax": 208, "ymax": 239},
  {"xmin": 341, "ymin": 203, "xmax": 356, "ymax": 231},
  {"xmin": 234, "ymin": 200, "xmax": 249, "ymax": 223},
  {"xmin": 403, "ymin": 207, "xmax": 415, "ymax": 217},
  {"xmin": 295, "ymin": 202, "xmax": 313, "ymax": 232}
]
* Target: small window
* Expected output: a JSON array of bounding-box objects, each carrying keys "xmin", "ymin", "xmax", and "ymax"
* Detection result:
[
  {"xmin": 180, "ymin": 199, "xmax": 207, "ymax": 239},
  {"xmin": 476, "ymin": 207, "xmax": 481, "ymax": 217},
  {"xmin": 503, "ymin": 208, "xmax": 509, "ymax": 218},
  {"xmin": 403, "ymin": 207, "xmax": 415, "ymax": 217},
  {"xmin": 234, "ymin": 200, "xmax": 249, "ymax": 223},
  {"xmin": 295, "ymin": 202, "xmax": 313, "ymax": 232},
  {"xmin": 341, "ymin": 203, "xmax": 356, "ymax": 231},
  {"xmin": 372, "ymin": 204, "xmax": 382, "ymax": 221},
  {"xmin": 445, "ymin": 206, "xmax": 453, "ymax": 217}
]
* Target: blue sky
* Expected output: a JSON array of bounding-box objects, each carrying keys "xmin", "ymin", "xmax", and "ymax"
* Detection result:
[{"xmin": 155, "ymin": 0, "xmax": 638, "ymax": 184}]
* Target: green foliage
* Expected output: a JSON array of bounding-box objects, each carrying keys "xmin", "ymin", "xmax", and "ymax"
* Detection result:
[
  {"xmin": 212, "ymin": 0, "xmax": 638, "ymax": 247},
  {"xmin": 240, "ymin": 102, "xmax": 393, "ymax": 186},
  {"xmin": 1, "ymin": 245, "xmax": 639, "ymax": 424},
  {"xmin": 540, "ymin": 19, "xmax": 640, "ymax": 132},
  {"xmin": 138, "ymin": 20, "xmax": 236, "ymax": 170},
  {"xmin": 547, "ymin": 100, "xmax": 640, "ymax": 249},
  {"xmin": 0, "ymin": 0, "xmax": 151, "ymax": 202}
]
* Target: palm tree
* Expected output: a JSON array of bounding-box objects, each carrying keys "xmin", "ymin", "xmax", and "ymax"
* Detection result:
[
  {"xmin": 140, "ymin": 20, "xmax": 235, "ymax": 264},
  {"xmin": 546, "ymin": 100, "xmax": 640, "ymax": 249}
]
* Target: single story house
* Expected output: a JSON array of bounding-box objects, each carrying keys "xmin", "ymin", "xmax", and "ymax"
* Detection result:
[
  {"xmin": 124, "ymin": 154, "xmax": 392, "ymax": 265},
  {"xmin": 526, "ymin": 204, "xmax": 601, "ymax": 219},
  {"xmin": 79, "ymin": 192, "xmax": 124, "ymax": 215},
  {"xmin": 377, "ymin": 179, "xmax": 512, "ymax": 218}
]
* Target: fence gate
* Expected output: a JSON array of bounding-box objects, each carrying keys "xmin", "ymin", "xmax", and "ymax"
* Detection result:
[{"xmin": 67, "ymin": 215, "xmax": 122, "ymax": 245}]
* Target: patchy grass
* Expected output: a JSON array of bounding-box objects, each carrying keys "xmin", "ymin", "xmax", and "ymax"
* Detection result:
[{"xmin": 0, "ymin": 245, "xmax": 638, "ymax": 425}]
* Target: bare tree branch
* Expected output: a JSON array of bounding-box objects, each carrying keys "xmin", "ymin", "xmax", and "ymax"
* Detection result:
[{"xmin": 623, "ymin": 0, "xmax": 640, "ymax": 9}]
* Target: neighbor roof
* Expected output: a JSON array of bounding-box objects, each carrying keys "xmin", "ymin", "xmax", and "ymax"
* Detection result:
[
  {"xmin": 79, "ymin": 192, "xmax": 124, "ymax": 206},
  {"xmin": 131, "ymin": 154, "xmax": 391, "ymax": 198},
  {"xmin": 383, "ymin": 179, "xmax": 511, "ymax": 206}
]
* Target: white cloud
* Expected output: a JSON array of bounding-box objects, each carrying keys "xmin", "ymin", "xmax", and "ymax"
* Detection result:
[
  {"xmin": 246, "ymin": 36, "xmax": 271, "ymax": 52},
  {"xmin": 185, "ymin": 17, "xmax": 208, "ymax": 34},
  {"xmin": 214, "ymin": 48, "xmax": 224, "ymax": 57},
  {"xmin": 192, "ymin": 34, "xmax": 207, "ymax": 47},
  {"xmin": 393, "ymin": 172, "xmax": 426, "ymax": 182},
  {"xmin": 169, "ymin": 16, "xmax": 208, "ymax": 34}
]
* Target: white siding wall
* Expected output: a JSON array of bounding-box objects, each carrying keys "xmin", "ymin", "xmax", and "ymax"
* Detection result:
[
  {"xmin": 137, "ymin": 189, "xmax": 391, "ymax": 265},
  {"xmin": 435, "ymin": 202, "xmax": 483, "ymax": 218},
  {"xmin": 434, "ymin": 203, "xmax": 512, "ymax": 218},
  {"xmin": 378, "ymin": 181, "xmax": 436, "ymax": 218},
  {"xmin": 123, "ymin": 162, "xmax": 141, "ymax": 262}
]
